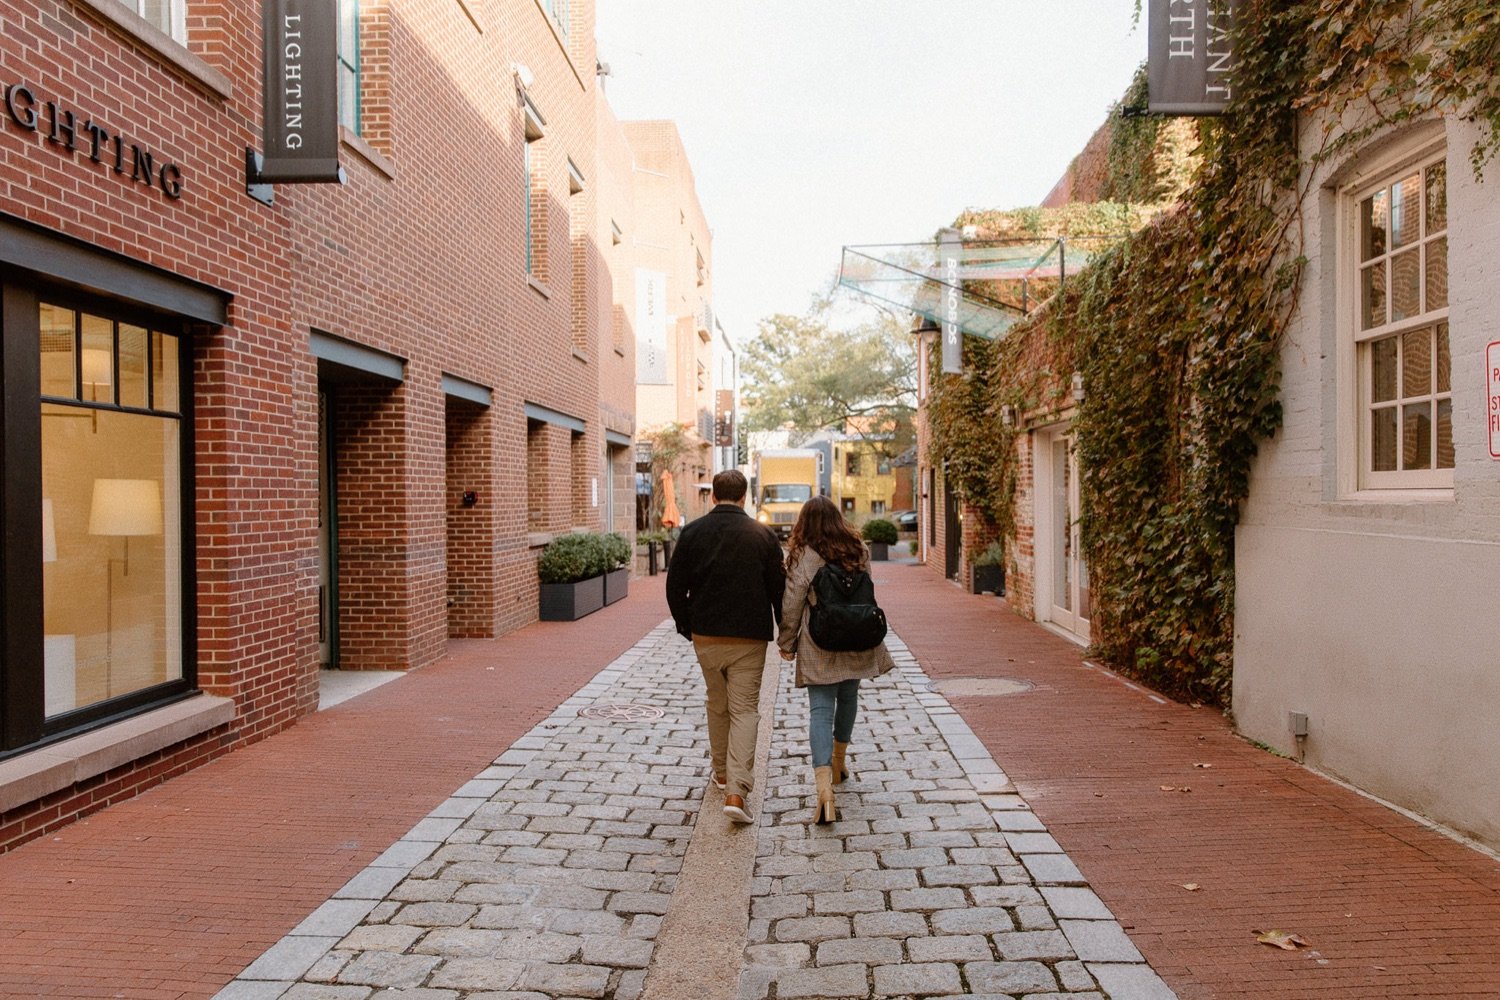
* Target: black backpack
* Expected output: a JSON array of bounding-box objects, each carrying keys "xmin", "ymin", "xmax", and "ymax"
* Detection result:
[{"xmin": 807, "ymin": 561, "xmax": 888, "ymax": 652}]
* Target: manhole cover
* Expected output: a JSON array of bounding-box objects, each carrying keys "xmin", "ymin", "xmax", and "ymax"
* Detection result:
[
  {"xmin": 928, "ymin": 677, "xmax": 1033, "ymax": 697},
  {"xmin": 578, "ymin": 702, "xmax": 666, "ymax": 722}
]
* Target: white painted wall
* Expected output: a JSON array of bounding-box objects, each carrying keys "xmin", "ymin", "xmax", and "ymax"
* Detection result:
[{"xmin": 1235, "ymin": 114, "xmax": 1500, "ymax": 847}]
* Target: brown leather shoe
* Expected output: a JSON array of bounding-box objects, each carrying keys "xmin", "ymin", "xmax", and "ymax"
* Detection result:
[{"xmin": 722, "ymin": 794, "xmax": 753, "ymax": 824}]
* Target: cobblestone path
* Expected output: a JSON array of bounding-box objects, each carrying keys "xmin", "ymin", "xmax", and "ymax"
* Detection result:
[{"xmin": 212, "ymin": 625, "xmax": 1176, "ymax": 1000}]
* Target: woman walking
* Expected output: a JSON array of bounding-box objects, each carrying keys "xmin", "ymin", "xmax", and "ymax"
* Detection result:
[{"xmin": 777, "ymin": 496, "xmax": 894, "ymax": 824}]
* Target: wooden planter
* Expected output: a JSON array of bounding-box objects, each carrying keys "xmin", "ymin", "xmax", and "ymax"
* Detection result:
[
  {"xmin": 603, "ymin": 568, "xmax": 630, "ymax": 605},
  {"xmin": 539, "ymin": 575, "xmax": 605, "ymax": 621},
  {"xmin": 868, "ymin": 541, "xmax": 889, "ymax": 561},
  {"xmin": 972, "ymin": 564, "xmax": 1005, "ymax": 596}
]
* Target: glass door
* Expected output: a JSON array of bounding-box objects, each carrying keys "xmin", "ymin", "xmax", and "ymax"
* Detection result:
[{"xmin": 1042, "ymin": 430, "xmax": 1091, "ymax": 641}]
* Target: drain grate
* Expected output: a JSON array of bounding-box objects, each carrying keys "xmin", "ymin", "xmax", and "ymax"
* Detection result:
[
  {"xmin": 927, "ymin": 677, "xmax": 1033, "ymax": 697},
  {"xmin": 578, "ymin": 702, "xmax": 666, "ymax": 722}
]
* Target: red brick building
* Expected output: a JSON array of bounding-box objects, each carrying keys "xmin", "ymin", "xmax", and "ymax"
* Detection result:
[{"xmin": 0, "ymin": 0, "xmax": 642, "ymax": 851}]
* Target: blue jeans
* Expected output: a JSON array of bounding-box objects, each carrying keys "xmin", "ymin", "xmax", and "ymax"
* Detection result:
[{"xmin": 807, "ymin": 680, "xmax": 860, "ymax": 768}]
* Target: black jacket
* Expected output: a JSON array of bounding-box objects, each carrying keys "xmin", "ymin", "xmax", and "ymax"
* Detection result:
[{"xmin": 666, "ymin": 504, "xmax": 786, "ymax": 641}]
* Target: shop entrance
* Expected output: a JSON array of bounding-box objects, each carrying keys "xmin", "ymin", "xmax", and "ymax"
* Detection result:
[
  {"xmin": 317, "ymin": 386, "xmax": 340, "ymax": 668},
  {"xmin": 1036, "ymin": 427, "xmax": 1091, "ymax": 641}
]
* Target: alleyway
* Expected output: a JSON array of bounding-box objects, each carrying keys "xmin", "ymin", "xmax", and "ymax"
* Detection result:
[{"xmin": 2, "ymin": 567, "xmax": 1498, "ymax": 1000}]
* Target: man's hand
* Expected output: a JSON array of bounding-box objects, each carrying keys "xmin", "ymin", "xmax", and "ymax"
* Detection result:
[{"xmin": 779, "ymin": 650, "xmax": 795, "ymax": 661}]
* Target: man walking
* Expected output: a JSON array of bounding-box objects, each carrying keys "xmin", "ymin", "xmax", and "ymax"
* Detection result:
[{"xmin": 666, "ymin": 469, "xmax": 786, "ymax": 824}]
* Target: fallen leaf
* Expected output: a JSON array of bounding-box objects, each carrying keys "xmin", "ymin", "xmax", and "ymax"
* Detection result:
[
  {"xmin": 1181, "ymin": 883, "xmax": 1200, "ymax": 891},
  {"xmin": 1160, "ymin": 785, "xmax": 1176, "ymax": 792},
  {"xmin": 1255, "ymin": 929, "xmax": 1310, "ymax": 951},
  {"xmin": 1194, "ymin": 762, "xmax": 1213, "ymax": 769},
  {"xmin": 1180, "ymin": 786, "xmax": 1192, "ymax": 793}
]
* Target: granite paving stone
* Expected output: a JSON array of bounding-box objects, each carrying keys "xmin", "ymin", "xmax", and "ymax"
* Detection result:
[{"xmin": 217, "ymin": 624, "xmax": 1176, "ymax": 1000}]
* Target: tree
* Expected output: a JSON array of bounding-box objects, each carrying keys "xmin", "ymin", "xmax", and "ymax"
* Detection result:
[{"xmin": 741, "ymin": 296, "xmax": 916, "ymax": 458}]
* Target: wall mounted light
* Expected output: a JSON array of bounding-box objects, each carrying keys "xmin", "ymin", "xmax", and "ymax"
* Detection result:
[{"xmin": 1071, "ymin": 372, "xmax": 1085, "ymax": 403}]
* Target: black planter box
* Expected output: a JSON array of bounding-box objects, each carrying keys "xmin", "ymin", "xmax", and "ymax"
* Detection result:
[
  {"xmin": 972, "ymin": 564, "xmax": 1005, "ymax": 596},
  {"xmin": 868, "ymin": 542, "xmax": 889, "ymax": 561},
  {"xmin": 539, "ymin": 575, "xmax": 605, "ymax": 621},
  {"xmin": 603, "ymin": 568, "xmax": 630, "ymax": 605}
]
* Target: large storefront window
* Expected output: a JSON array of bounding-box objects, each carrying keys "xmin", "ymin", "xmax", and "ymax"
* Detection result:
[{"xmin": 39, "ymin": 303, "xmax": 184, "ymax": 718}]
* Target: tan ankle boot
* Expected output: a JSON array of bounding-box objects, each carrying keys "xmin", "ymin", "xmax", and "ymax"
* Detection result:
[
  {"xmin": 813, "ymin": 766, "xmax": 837, "ymax": 825},
  {"xmin": 831, "ymin": 741, "xmax": 849, "ymax": 785}
]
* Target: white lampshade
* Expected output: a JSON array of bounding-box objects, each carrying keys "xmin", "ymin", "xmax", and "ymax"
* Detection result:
[
  {"xmin": 42, "ymin": 498, "xmax": 57, "ymax": 563},
  {"xmin": 88, "ymin": 479, "xmax": 163, "ymax": 537},
  {"xmin": 81, "ymin": 348, "xmax": 113, "ymax": 387}
]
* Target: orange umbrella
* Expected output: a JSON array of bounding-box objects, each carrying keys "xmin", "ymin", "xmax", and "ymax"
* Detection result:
[{"xmin": 660, "ymin": 470, "xmax": 682, "ymax": 529}]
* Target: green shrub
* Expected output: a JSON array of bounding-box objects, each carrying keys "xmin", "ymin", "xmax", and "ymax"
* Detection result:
[
  {"xmin": 861, "ymin": 518, "xmax": 898, "ymax": 545},
  {"xmin": 973, "ymin": 541, "xmax": 1004, "ymax": 567},
  {"xmin": 538, "ymin": 532, "xmax": 607, "ymax": 584},
  {"xmin": 602, "ymin": 532, "xmax": 631, "ymax": 570},
  {"xmin": 908, "ymin": 540, "xmax": 918, "ymax": 556}
]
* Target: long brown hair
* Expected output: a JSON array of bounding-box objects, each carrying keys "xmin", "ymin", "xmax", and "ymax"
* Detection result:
[{"xmin": 786, "ymin": 495, "xmax": 866, "ymax": 572}]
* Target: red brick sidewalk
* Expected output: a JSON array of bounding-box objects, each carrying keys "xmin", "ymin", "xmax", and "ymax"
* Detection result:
[
  {"xmin": 0, "ymin": 578, "xmax": 670, "ymax": 1000},
  {"xmin": 877, "ymin": 563, "xmax": 1500, "ymax": 1000}
]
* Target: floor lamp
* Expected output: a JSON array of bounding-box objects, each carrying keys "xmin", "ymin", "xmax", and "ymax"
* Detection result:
[{"xmin": 88, "ymin": 479, "xmax": 162, "ymax": 699}]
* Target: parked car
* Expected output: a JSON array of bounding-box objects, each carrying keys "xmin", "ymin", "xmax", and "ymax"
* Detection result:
[{"xmin": 891, "ymin": 509, "xmax": 918, "ymax": 532}]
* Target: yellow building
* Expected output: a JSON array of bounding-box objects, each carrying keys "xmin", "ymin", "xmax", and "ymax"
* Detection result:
[{"xmin": 830, "ymin": 435, "xmax": 897, "ymax": 524}]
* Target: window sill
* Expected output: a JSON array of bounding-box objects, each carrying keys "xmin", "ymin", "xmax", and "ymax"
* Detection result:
[
  {"xmin": 341, "ymin": 127, "xmax": 395, "ymax": 180},
  {"xmin": 528, "ymin": 531, "xmax": 554, "ymax": 549},
  {"xmin": 0, "ymin": 693, "xmax": 235, "ymax": 813},
  {"xmin": 528, "ymin": 275, "xmax": 551, "ymax": 299},
  {"xmin": 614, "ymin": 346, "xmax": 626, "ymax": 358},
  {"xmin": 1337, "ymin": 487, "xmax": 1456, "ymax": 505},
  {"xmin": 75, "ymin": 0, "xmax": 233, "ymax": 100},
  {"xmin": 572, "ymin": 348, "xmax": 589, "ymax": 364}
]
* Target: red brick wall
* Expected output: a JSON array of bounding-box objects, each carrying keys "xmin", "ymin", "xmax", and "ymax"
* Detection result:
[{"xmin": 0, "ymin": 0, "xmax": 631, "ymax": 851}]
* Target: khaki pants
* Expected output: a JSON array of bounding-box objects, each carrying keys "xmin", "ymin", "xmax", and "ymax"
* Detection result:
[{"xmin": 693, "ymin": 638, "xmax": 766, "ymax": 798}]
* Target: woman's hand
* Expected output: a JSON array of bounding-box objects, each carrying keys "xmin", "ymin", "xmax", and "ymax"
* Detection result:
[{"xmin": 779, "ymin": 649, "xmax": 795, "ymax": 661}]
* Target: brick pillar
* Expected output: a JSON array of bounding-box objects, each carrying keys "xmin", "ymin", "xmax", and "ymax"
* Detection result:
[
  {"xmin": 332, "ymin": 380, "xmax": 445, "ymax": 670},
  {"xmin": 445, "ymin": 400, "xmax": 494, "ymax": 638}
]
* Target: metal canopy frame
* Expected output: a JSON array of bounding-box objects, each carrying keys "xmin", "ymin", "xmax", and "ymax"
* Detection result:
[{"xmin": 837, "ymin": 235, "xmax": 1123, "ymax": 341}]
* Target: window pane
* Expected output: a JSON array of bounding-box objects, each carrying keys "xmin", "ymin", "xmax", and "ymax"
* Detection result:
[
  {"xmin": 1371, "ymin": 337, "xmax": 1397, "ymax": 403},
  {"xmin": 1435, "ymin": 323, "xmax": 1450, "ymax": 394},
  {"xmin": 338, "ymin": 0, "xmax": 359, "ymax": 60},
  {"xmin": 1371, "ymin": 407, "xmax": 1397, "ymax": 471},
  {"xmin": 1426, "ymin": 160, "xmax": 1446, "ymax": 233},
  {"xmin": 138, "ymin": 0, "xmax": 173, "ymax": 36},
  {"xmin": 1402, "ymin": 327, "xmax": 1432, "ymax": 398},
  {"xmin": 42, "ymin": 404, "xmax": 182, "ymax": 715},
  {"xmin": 1425, "ymin": 236, "xmax": 1447, "ymax": 312},
  {"xmin": 152, "ymin": 332, "xmax": 180, "ymax": 413},
  {"xmin": 118, "ymin": 324, "xmax": 148, "ymax": 409},
  {"xmin": 40, "ymin": 303, "xmax": 77, "ymax": 399},
  {"xmin": 1390, "ymin": 249, "xmax": 1420, "ymax": 322},
  {"xmin": 1436, "ymin": 399, "xmax": 1454, "ymax": 469},
  {"xmin": 338, "ymin": 64, "xmax": 359, "ymax": 134},
  {"xmin": 1361, "ymin": 262, "xmax": 1386, "ymax": 330},
  {"xmin": 1401, "ymin": 401, "xmax": 1432, "ymax": 470},
  {"xmin": 1390, "ymin": 173, "xmax": 1421, "ymax": 248},
  {"xmin": 81, "ymin": 314, "xmax": 114, "ymax": 405},
  {"xmin": 1361, "ymin": 191, "xmax": 1387, "ymax": 261}
]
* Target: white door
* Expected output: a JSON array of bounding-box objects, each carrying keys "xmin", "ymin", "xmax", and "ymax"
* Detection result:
[{"xmin": 1037, "ymin": 429, "xmax": 1091, "ymax": 641}]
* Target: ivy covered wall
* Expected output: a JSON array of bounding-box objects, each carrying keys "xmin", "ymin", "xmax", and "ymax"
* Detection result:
[{"xmin": 925, "ymin": 0, "xmax": 1500, "ymax": 705}]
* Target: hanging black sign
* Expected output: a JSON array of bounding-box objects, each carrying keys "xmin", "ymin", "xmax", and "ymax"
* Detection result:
[
  {"xmin": 260, "ymin": 0, "xmax": 343, "ymax": 182},
  {"xmin": 1147, "ymin": 0, "xmax": 1237, "ymax": 115}
]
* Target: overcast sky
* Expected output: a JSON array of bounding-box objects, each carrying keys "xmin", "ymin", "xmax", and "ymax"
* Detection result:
[{"xmin": 596, "ymin": 1, "xmax": 1148, "ymax": 343}]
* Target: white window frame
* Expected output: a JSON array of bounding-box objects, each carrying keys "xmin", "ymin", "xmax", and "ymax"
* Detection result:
[
  {"xmin": 117, "ymin": 0, "xmax": 187, "ymax": 43},
  {"xmin": 1336, "ymin": 137, "xmax": 1453, "ymax": 497}
]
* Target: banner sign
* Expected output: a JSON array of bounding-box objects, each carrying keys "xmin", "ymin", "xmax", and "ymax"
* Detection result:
[
  {"xmin": 261, "ymin": 0, "xmax": 343, "ymax": 182},
  {"xmin": 940, "ymin": 228, "xmax": 962, "ymax": 374},
  {"xmin": 1147, "ymin": 0, "xmax": 1237, "ymax": 115},
  {"xmin": 636, "ymin": 269, "xmax": 669, "ymax": 385},
  {"xmin": 714, "ymin": 389, "xmax": 735, "ymax": 447}
]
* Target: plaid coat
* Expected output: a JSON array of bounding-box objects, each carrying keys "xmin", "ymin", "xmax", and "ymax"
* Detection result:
[{"xmin": 776, "ymin": 547, "xmax": 895, "ymax": 688}]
